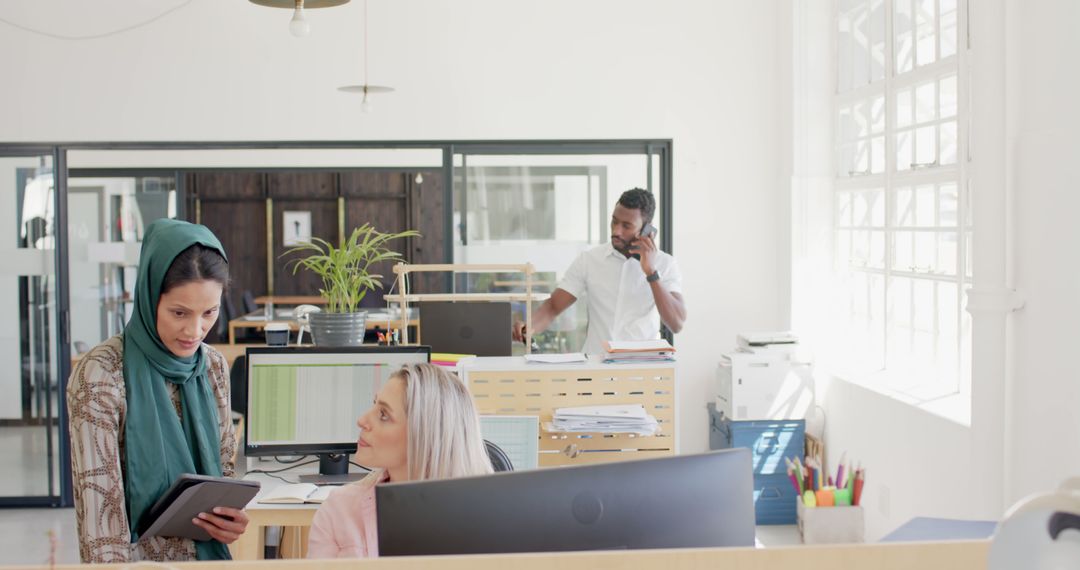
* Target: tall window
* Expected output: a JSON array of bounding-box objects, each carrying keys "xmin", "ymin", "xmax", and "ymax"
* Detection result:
[{"xmin": 830, "ymin": 0, "xmax": 970, "ymax": 398}]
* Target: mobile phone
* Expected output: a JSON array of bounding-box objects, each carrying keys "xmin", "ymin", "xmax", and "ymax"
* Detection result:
[{"xmin": 631, "ymin": 223, "xmax": 657, "ymax": 260}]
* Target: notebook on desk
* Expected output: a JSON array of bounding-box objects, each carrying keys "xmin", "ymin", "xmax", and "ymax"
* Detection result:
[{"xmin": 258, "ymin": 483, "xmax": 339, "ymax": 504}]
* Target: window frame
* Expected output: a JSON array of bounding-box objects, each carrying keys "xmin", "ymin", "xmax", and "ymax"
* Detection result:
[{"xmin": 829, "ymin": 0, "xmax": 971, "ymax": 401}]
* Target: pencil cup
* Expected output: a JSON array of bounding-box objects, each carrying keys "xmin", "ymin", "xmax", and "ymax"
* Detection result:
[
  {"xmin": 796, "ymin": 500, "xmax": 865, "ymax": 544},
  {"xmin": 265, "ymin": 322, "xmax": 290, "ymax": 347}
]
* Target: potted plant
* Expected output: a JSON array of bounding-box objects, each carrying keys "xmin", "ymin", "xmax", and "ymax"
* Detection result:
[{"xmin": 284, "ymin": 223, "xmax": 419, "ymax": 346}]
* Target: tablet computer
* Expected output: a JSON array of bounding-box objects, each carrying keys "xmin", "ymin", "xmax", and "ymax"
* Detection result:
[{"xmin": 136, "ymin": 474, "xmax": 261, "ymax": 541}]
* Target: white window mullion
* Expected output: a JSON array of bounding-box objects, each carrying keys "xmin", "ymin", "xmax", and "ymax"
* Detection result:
[{"xmin": 883, "ymin": 0, "xmax": 896, "ymax": 369}]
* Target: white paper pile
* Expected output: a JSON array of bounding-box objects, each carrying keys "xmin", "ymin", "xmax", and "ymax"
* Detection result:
[
  {"xmin": 545, "ymin": 404, "xmax": 659, "ymax": 436},
  {"xmin": 601, "ymin": 339, "xmax": 676, "ymax": 364}
]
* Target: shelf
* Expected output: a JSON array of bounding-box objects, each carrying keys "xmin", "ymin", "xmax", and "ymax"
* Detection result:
[
  {"xmin": 384, "ymin": 293, "xmax": 549, "ymax": 303},
  {"xmin": 393, "ymin": 263, "xmax": 534, "ymax": 274},
  {"xmin": 391, "ymin": 262, "xmax": 539, "ymax": 353}
]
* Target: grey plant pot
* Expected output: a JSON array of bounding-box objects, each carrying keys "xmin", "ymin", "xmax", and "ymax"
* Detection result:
[{"xmin": 309, "ymin": 311, "xmax": 368, "ymax": 346}]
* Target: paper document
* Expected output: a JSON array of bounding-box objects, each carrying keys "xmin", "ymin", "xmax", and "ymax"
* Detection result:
[
  {"xmin": 554, "ymin": 404, "xmax": 648, "ymax": 419},
  {"xmin": 548, "ymin": 404, "xmax": 659, "ymax": 436},
  {"xmin": 524, "ymin": 353, "xmax": 587, "ymax": 364},
  {"xmin": 603, "ymin": 339, "xmax": 674, "ymax": 352},
  {"xmin": 258, "ymin": 483, "xmax": 338, "ymax": 504}
]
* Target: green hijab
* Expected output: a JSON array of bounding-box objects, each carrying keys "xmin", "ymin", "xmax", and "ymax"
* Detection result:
[{"xmin": 122, "ymin": 219, "xmax": 231, "ymax": 561}]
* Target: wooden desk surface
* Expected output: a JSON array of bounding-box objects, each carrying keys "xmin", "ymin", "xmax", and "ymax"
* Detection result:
[
  {"xmin": 18, "ymin": 539, "xmax": 990, "ymax": 569},
  {"xmin": 227, "ymin": 309, "xmax": 418, "ymax": 344},
  {"xmin": 255, "ymin": 295, "xmax": 326, "ymax": 305}
]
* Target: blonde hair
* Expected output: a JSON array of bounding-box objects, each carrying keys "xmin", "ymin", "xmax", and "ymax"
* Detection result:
[{"xmin": 362, "ymin": 363, "xmax": 492, "ymax": 484}]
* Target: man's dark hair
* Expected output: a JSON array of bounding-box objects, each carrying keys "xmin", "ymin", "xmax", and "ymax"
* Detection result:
[
  {"xmin": 161, "ymin": 244, "xmax": 230, "ymax": 295},
  {"xmin": 617, "ymin": 188, "xmax": 656, "ymax": 225}
]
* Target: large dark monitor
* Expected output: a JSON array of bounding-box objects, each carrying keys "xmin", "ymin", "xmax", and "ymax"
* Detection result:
[
  {"xmin": 419, "ymin": 301, "xmax": 512, "ymax": 357},
  {"xmin": 244, "ymin": 346, "xmax": 429, "ymax": 481},
  {"xmin": 376, "ymin": 449, "xmax": 755, "ymax": 555}
]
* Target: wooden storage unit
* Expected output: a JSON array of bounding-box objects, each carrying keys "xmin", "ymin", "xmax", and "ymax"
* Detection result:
[
  {"xmin": 460, "ymin": 356, "xmax": 676, "ymax": 467},
  {"xmin": 386, "ymin": 262, "xmax": 548, "ymax": 353}
]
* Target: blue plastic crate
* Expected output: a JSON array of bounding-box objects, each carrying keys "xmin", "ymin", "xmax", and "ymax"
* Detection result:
[
  {"xmin": 753, "ymin": 472, "xmax": 799, "ymax": 525},
  {"xmin": 707, "ymin": 405, "xmax": 804, "ymax": 524},
  {"xmin": 730, "ymin": 419, "xmax": 805, "ymax": 476}
]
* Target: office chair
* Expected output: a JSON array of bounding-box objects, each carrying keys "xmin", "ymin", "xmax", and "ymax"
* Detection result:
[
  {"xmin": 223, "ymin": 293, "xmax": 261, "ymax": 343},
  {"xmin": 229, "ymin": 355, "xmax": 247, "ymax": 415},
  {"xmin": 484, "ymin": 440, "xmax": 514, "ymax": 472},
  {"xmin": 242, "ymin": 290, "xmax": 258, "ymax": 315},
  {"xmin": 217, "ymin": 294, "xmax": 236, "ymax": 339}
]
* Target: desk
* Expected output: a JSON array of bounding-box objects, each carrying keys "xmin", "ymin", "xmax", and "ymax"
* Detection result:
[
  {"xmin": 459, "ymin": 356, "xmax": 676, "ymax": 467},
  {"xmin": 228, "ymin": 308, "xmax": 419, "ymax": 344},
  {"xmin": 254, "ymin": 295, "xmax": 326, "ymax": 305},
  {"xmin": 40, "ymin": 539, "xmax": 992, "ymax": 569},
  {"xmin": 229, "ymin": 453, "xmax": 797, "ymax": 561},
  {"xmin": 231, "ymin": 456, "xmax": 370, "ymax": 561}
]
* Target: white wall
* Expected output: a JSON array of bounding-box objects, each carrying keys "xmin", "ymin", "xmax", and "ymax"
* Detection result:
[
  {"xmin": 793, "ymin": 0, "xmax": 1080, "ymax": 541},
  {"xmin": 1, "ymin": 0, "xmax": 788, "ymax": 453},
  {"xmin": 785, "ymin": 0, "xmax": 989, "ymax": 540},
  {"xmin": 1005, "ymin": 0, "xmax": 1080, "ymax": 504}
]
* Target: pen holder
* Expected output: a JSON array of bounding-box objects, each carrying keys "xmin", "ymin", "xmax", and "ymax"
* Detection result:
[
  {"xmin": 796, "ymin": 500, "xmax": 865, "ymax": 544},
  {"xmin": 265, "ymin": 322, "xmax": 290, "ymax": 347}
]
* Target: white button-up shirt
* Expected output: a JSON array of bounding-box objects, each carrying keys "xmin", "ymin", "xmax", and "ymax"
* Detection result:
[{"xmin": 557, "ymin": 243, "xmax": 684, "ymax": 356}]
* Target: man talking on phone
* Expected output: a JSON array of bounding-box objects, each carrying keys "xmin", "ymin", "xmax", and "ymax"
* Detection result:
[{"xmin": 513, "ymin": 188, "xmax": 686, "ymax": 354}]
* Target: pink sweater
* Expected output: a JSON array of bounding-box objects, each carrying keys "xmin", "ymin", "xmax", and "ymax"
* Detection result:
[{"xmin": 307, "ymin": 473, "xmax": 387, "ymax": 559}]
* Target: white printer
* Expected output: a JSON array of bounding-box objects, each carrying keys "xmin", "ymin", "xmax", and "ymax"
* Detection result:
[{"xmin": 715, "ymin": 333, "xmax": 815, "ymax": 421}]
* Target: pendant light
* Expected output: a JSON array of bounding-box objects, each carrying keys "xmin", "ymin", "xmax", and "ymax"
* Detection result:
[
  {"xmin": 337, "ymin": 0, "xmax": 394, "ymax": 112},
  {"xmin": 249, "ymin": 0, "xmax": 350, "ymax": 37}
]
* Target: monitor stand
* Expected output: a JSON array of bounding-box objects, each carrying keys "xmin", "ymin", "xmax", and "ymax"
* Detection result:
[{"xmin": 298, "ymin": 453, "xmax": 369, "ymax": 485}]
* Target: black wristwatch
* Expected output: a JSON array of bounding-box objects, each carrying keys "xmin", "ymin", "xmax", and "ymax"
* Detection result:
[{"xmin": 646, "ymin": 270, "xmax": 661, "ymax": 283}]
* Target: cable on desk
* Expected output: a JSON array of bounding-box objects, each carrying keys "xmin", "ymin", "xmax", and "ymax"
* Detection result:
[
  {"xmin": 274, "ymin": 455, "xmax": 311, "ymax": 464},
  {"xmin": 258, "ymin": 471, "xmax": 300, "ymax": 485},
  {"xmin": 247, "ymin": 459, "xmax": 319, "ymax": 475}
]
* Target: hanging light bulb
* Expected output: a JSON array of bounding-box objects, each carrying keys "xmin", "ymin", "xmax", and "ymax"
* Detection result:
[
  {"xmin": 414, "ymin": 173, "xmax": 424, "ymax": 184},
  {"xmin": 249, "ymin": 0, "xmax": 350, "ymax": 36},
  {"xmin": 289, "ymin": 0, "xmax": 310, "ymax": 37},
  {"xmin": 337, "ymin": 0, "xmax": 394, "ymax": 112}
]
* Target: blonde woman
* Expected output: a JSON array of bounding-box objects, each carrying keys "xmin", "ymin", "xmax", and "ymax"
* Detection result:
[{"xmin": 307, "ymin": 363, "xmax": 493, "ymax": 558}]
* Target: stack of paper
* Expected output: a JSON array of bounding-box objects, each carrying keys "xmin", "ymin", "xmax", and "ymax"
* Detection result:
[
  {"xmin": 545, "ymin": 404, "xmax": 659, "ymax": 436},
  {"xmin": 523, "ymin": 352, "xmax": 587, "ymax": 364},
  {"xmin": 601, "ymin": 339, "xmax": 676, "ymax": 363},
  {"xmin": 431, "ymin": 353, "xmax": 475, "ymax": 367}
]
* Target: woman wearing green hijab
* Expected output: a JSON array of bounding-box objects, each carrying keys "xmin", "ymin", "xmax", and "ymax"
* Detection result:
[{"xmin": 67, "ymin": 219, "xmax": 250, "ymax": 563}]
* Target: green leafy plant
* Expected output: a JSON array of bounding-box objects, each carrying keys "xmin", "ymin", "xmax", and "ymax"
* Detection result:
[{"xmin": 283, "ymin": 224, "xmax": 420, "ymax": 314}]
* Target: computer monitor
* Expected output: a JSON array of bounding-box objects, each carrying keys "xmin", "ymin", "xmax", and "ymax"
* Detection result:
[
  {"xmin": 419, "ymin": 301, "xmax": 512, "ymax": 357},
  {"xmin": 376, "ymin": 449, "xmax": 755, "ymax": 555},
  {"xmin": 244, "ymin": 346, "xmax": 430, "ymax": 482}
]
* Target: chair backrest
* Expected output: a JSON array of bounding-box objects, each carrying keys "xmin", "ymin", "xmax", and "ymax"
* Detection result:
[
  {"xmin": 241, "ymin": 290, "xmax": 258, "ymax": 314},
  {"xmin": 229, "ymin": 355, "xmax": 247, "ymax": 415},
  {"xmin": 484, "ymin": 440, "xmax": 514, "ymax": 472},
  {"xmin": 218, "ymin": 294, "xmax": 237, "ymax": 338}
]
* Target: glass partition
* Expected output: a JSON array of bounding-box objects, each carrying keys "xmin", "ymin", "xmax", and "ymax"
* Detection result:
[
  {"xmin": 0, "ymin": 153, "xmax": 63, "ymax": 505},
  {"xmin": 66, "ymin": 175, "xmax": 180, "ymax": 351},
  {"xmin": 452, "ymin": 151, "xmax": 666, "ymax": 354}
]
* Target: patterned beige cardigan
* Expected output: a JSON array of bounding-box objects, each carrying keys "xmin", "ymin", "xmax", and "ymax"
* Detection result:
[{"xmin": 66, "ymin": 335, "xmax": 236, "ymax": 563}]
